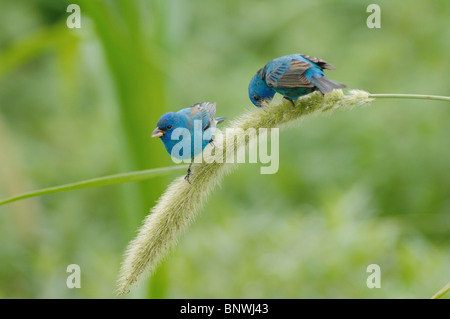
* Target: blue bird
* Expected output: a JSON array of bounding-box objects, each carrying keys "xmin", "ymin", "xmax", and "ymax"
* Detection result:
[
  {"xmin": 248, "ymin": 54, "xmax": 346, "ymax": 107},
  {"xmin": 151, "ymin": 102, "xmax": 226, "ymax": 182}
]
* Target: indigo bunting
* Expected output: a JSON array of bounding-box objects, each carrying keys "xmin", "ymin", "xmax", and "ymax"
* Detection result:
[
  {"xmin": 248, "ymin": 54, "xmax": 346, "ymax": 107},
  {"xmin": 151, "ymin": 102, "xmax": 226, "ymax": 182}
]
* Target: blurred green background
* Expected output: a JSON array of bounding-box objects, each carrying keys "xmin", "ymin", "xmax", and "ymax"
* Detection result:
[{"xmin": 0, "ymin": 0, "xmax": 449, "ymax": 298}]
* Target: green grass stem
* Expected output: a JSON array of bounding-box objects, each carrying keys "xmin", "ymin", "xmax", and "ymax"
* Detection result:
[{"xmin": 0, "ymin": 166, "xmax": 187, "ymax": 207}]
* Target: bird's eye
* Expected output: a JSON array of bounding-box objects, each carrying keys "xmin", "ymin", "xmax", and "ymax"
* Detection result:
[{"xmin": 166, "ymin": 125, "xmax": 173, "ymax": 130}]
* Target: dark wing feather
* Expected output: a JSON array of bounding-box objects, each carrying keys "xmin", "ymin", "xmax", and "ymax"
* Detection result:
[
  {"xmin": 266, "ymin": 60, "xmax": 314, "ymax": 88},
  {"xmin": 300, "ymin": 54, "xmax": 336, "ymax": 70},
  {"xmin": 188, "ymin": 102, "xmax": 216, "ymax": 130}
]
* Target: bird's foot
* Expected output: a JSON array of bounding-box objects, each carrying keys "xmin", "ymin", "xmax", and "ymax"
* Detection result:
[
  {"xmin": 184, "ymin": 170, "xmax": 192, "ymax": 184},
  {"xmin": 209, "ymin": 138, "xmax": 215, "ymax": 148},
  {"xmin": 185, "ymin": 161, "xmax": 194, "ymax": 184},
  {"xmin": 284, "ymin": 97, "xmax": 296, "ymax": 107},
  {"xmin": 259, "ymin": 103, "xmax": 270, "ymax": 112}
]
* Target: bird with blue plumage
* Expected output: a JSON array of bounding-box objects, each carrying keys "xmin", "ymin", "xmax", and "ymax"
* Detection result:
[
  {"xmin": 151, "ymin": 102, "xmax": 226, "ymax": 183},
  {"xmin": 249, "ymin": 54, "xmax": 346, "ymax": 107}
]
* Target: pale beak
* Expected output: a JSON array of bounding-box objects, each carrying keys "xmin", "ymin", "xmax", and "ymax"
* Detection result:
[{"xmin": 151, "ymin": 127, "xmax": 164, "ymax": 138}]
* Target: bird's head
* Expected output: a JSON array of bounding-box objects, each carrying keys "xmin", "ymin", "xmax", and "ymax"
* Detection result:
[
  {"xmin": 248, "ymin": 69, "xmax": 275, "ymax": 107},
  {"xmin": 151, "ymin": 112, "xmax": 178, "ymax": 142}
]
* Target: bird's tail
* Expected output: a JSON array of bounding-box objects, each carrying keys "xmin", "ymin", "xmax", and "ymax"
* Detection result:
[
  {"xmin": 215, "ymin": 117, "xmax": 227, "ymax": 125},
  {"xmin": 311, "ymin": 77, "xmax": 346, "ymax": 94}
]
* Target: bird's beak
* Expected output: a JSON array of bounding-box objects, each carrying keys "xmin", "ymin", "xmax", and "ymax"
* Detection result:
[{"xmin": 151, "ymin": 127, "xmax": 164, "ymax": 138}]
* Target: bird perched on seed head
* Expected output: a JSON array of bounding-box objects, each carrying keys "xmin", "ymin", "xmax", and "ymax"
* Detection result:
[
  {"xmin": 248, "ymin": 54, "xmax": 346, "ymax": 107},
  {"xmin": 151, "ymin": 102, "xmax": 226, "ymax": 182}
]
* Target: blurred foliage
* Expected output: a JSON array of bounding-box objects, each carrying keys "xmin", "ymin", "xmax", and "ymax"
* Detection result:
[{"xmin": 0, "ymin": 0, "xmax": 448, "ymax": 298}]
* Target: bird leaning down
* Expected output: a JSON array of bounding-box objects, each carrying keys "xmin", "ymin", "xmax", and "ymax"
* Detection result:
[
  {"xmin": 151, "ymin": 102, "xmax": 226, "ymax": 183},
  {"xmin": 248, "ymin": 53, "xmax": 346, "ymax": 107}
]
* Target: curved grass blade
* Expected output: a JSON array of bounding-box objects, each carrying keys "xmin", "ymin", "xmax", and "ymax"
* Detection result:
[
  {"xmin": 0, "ymin": 165, "xmax": 188, "ymax": 207},
  {"xmin": 368, "ymin": 93, "xmax": 450, "ymax": 102},
  {"xmin": 431, "ymin": 282, "xmax": 450, "ymax": 299}
]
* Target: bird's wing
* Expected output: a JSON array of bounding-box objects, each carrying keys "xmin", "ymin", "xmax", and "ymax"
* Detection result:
[
  {"xmin": 300, "ymin": 54, "xmax": 336, "ymax": 70},
  {"xmin": 265, "ymin": 59, "xmax": 314, "ymax": 88},
  {"xmin": 186, "ymin": 102, "xmax": 217, "ymax": 130}
]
